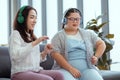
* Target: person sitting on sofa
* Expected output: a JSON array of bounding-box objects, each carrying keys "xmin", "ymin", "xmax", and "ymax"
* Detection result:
[
  {"xmin": 51, "ymin": 8, "xmax": 106, "ymax": 80},
  {"xmin": 9, "ymin": 5, "xmax": 64, "ymax": 80}
]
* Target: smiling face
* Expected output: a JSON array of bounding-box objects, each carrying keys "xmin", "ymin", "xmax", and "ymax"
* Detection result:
[
  {"xmin": 27, "ymin": 10, "xmax": 37, "ymax": 32},
  {"xmin": 65, "ymin": 12, "xmax": 81, "ymax": 31}
]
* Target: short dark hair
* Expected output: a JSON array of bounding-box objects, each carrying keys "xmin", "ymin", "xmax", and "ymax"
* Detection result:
[{"xmin": 62, "ymin": 8, "xmax": 82, "ymax": 28}]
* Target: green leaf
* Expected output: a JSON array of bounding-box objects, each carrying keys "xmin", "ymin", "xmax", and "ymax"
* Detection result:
[
  {"xmin": 85, "ymin": 13, "xmax": 114, "ymax": 70},
  {"xmin": 97, "ymin": 22, "xmax": 108, "ymax": 29},
  {"xmin": 105, "ymin": 34, "xmax": 114, "ymax": 39}
]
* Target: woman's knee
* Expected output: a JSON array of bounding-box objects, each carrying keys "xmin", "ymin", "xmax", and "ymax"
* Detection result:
[
  {"xmin": 81, "ymin": 69, "xmax": 103, "ymax": 80},
  {"xmin": 59, "ymin": 69, "xmax": 76, "ymax": 80},
  {"xmin": 54, "ymin": 71, "xmax": 64, "ymax": 80},
  {"xmin": 11, "ymin": 71, "xmax": 54, "ymax": 80}
]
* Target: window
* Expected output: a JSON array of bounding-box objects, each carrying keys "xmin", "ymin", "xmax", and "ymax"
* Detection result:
[
  {"xmin": 21, "ymin": 0, "xmax": 28, "ymax": 6},
  {"xmin": 83, "ymin": 0, "xmax": 101, "ymax": 28},
  {"xmin": 109, "ymin": 0, "xmax": 120, "ymax": 71},
  {"xmin": 63, "ymin": 0, "xmax": 77, "ymax": 12},
  {"xmin": 33, "ymin": 0, "xmax": 42, "ymax": 38},
  {"xmin": 0, "ymin": 0, "xmax": 9, "ymax": 45},
  {"xmin": 46, "ymin": 0, "xmax": 58, "ymax": 43}
]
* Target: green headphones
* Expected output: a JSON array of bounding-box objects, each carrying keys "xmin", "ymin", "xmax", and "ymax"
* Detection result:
[{"xmin": 17, "ymin": 6, "xmax": 27, "ymax": 24}]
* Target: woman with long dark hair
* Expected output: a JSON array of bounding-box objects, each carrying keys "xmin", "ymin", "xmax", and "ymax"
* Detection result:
[{"xmin": 9, "ymin": 5, "xmax": 64, "ymax": 80}]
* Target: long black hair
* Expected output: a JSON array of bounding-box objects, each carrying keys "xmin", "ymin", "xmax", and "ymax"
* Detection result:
[{"xmin": 13, "ymin": 6, "xmax": 37, "ymax": 43}]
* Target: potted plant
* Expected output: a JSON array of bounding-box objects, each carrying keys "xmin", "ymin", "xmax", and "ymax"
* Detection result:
[{"xmin": 85, "ymin": 14, "xmax": 114, "ymax": 70}]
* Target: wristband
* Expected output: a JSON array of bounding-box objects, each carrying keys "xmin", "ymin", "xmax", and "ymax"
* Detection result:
[{"xmin": 95, "ymin": 55, "xmax": 99, "ymax": 59}]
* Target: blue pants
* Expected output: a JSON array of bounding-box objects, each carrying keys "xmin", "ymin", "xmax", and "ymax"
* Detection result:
[{"xmin": 59, "ymin": 69, "xmax": 103, "ymax": 80}]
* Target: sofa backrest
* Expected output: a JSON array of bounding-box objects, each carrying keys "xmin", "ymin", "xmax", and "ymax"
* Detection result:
[
  {"xmin": 39, "ymin": 44, "xmax": 54, "ymax": 70},
  {"xmin": 0, "ymin": 44, "xmax": 54, "ymax": 78},
  {"xmin": 0, "ymin": 46, "xmax": 11, "ymax": 78}
]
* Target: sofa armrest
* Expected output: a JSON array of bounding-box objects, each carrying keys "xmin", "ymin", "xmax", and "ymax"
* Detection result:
[
  {"xmin": 100, "ymin": 70, "xmax": 120, "ymax": 80},
  {"xmin": 0, "ymin": 46, "xmax": 11, "ymax": 78}
]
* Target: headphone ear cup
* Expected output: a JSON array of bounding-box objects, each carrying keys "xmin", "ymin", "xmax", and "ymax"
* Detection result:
[
  {"xmin": 17, "ymin": 6, "xmax": 26, "ymax": 24},
  {"xmin": 80, "ymin": 18, "xmax": 83, "ymax": 25},
  {"xmin": 63, "ymin": 18, "xmax": 67, "ymax": 24},
  {"xmin": 17, "ymin": 14, "xmax": 24, "ymax": 24}
]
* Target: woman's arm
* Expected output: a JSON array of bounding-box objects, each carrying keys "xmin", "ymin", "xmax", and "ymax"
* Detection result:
[
  {"xmin": 32, "ymin": 36, "xmax": 49, "ymax": 47},
  {"xmin": 51, "ymin": 52, "xmax": 81, "ymax": 78},
  {"xmin": 51, "ymin": 31, "xmax": 80, "ymax": 78},
  {"xmin": 95, "ymin": 39, "xmax": 106, "ymax": 58},
  {"xmin": 9, "ymin": 31, "xmax": 33, "ymax": 62},
  {"xmin": 91, "ymin": 39, "xmax": 106, "ymax": 64}
]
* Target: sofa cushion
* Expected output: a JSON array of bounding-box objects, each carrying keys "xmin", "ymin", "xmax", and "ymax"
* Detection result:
[{"xmin": 0, "ymin": 78, "xmax": 10, "ymax": 80}]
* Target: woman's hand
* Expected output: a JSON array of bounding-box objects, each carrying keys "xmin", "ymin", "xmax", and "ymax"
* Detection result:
[
  {"xmin": 91, "ymin": 56, "xmax": 98, "ymax": 65},
  {"xmin": 32, "ymin": 36, "xmax": 49, "ymax": 47},
  {"xmin": 41, "ymin": 44, "xmax": 53, "ymax": 59},
  {"xmin": 69, "ymin": 67, "xmax": 81, "ymax": 78},
  {"xmin": 41, "ymin": 44, "xmax": 53, "ymax": 60},
  {"xmin": 44, "ymin": 44, "xmax": 53, "ymax": 54},
  {"xmin": 38, "ymin": 36, "xmax": 49, "ymax": 42}
]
